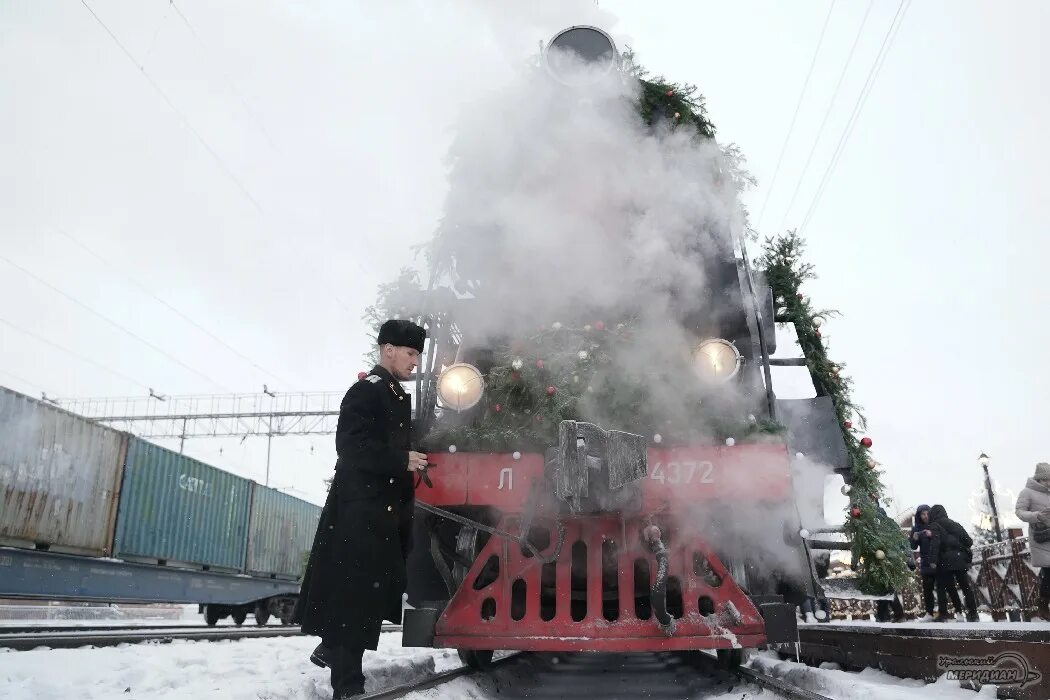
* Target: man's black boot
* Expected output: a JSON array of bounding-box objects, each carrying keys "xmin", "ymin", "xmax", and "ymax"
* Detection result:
[{"xmin": 310, "ymin": 643, "xmax": 332, "ymax": 669}]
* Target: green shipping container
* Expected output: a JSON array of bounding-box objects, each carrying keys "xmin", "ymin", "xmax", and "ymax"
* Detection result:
[
  {"xmin": 246, "ymin": 484, "xmax": 321, "ymax": 580},
  {"xmin": 113, "ymin": 438, "xmax": 250, "ymax": 571}
]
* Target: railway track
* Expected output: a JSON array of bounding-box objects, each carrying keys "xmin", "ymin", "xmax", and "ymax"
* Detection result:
[
  {"xmin": 354, "ymin": 650, "xmax": 837, "ymax": 700},
  {"xmin": 0, "ymin": 623, "xmax": 401, "ymax": 650},
  {"xmin": 0, "ymin": 626, "xmax": 837, "ymax": 699},
  {"xmin": 0, "ymin": 623, "xmax": 289, "ymax": 635}
]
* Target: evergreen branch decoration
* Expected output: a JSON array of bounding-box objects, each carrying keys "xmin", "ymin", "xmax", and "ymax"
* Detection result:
[
  {"xmin": 757, "ymin": 231, "xmax": 911, "ymax": 595},
  {"xmin": 420, "ymin": 321, "xmax": 782, "ymax": 453},
  {"xmin": 622, "ymin": 48, "xmax": 717, "ymax": 139}
]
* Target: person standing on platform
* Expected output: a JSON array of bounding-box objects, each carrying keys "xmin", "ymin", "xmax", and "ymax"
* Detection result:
[
  {"xmin": 294, "ymin": 319, "xmax": 428, "ymax": 699},
  {"xmin": 927, "ymin": 504, "xmax": 979, "ymax": 622},
  {"xmin": 911, "ymin": 504, "xmax": 938, "ymax": 621},
  {"xmin": 1015, "ymin": 462, "xmax": 1050, "ymax": 621}
]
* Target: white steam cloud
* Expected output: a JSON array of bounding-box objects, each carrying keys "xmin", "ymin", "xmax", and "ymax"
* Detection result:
[
  {"xmin": 434, "ymin": 58, "xmax": 745, "ymax": 330},
  {"xmin": 418, "ymin": 49, "xmax": 829, "ymax": 590},
  {"xmin": 424, "ymin": 52, "xmax": 760, "ymax": 439}
]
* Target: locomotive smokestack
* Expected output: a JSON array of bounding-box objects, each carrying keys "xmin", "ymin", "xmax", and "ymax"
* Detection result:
[{"xmin": 544, "ymin": 26, "xmax": 619, "ymax": 86}]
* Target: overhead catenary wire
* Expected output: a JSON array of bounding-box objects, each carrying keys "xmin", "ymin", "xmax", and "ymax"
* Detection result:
[
  {"xmin": 142, "ymin": 0, "xmax": 171, "ymax": 63},
  {"xmin": 0, "ymin": 316, "xmax": 149, "ymax": 392},
  {"xmin": 51, "ymin": 224, "xmax": 295, "ymax": 387},
  {"xmin": 0, "ymin": 368, "xmax": 47, "ymax": 395},
  {"xmin": 79, "ymin": 0, "xmax": 363, "ymax": 313},
  {"xmin": 798, "ymin": 0, "xmax": 911, "ymax": 236},
  {"xmin": 755, "ymin": 0, "xmax": 836, "ymax": 229},
  {"xmin": 778, "ymin": 0, "xmax": 875, "ymax": 231},
  {"xmin": 169, "ymin": 0, "xmax": 281, "ymax": 152},
  {"xmin": 0, "ymin": 253, "xmax": 230, "ymax": 391},
  {"xmin": 80, "ymin": 0, "xmax": 263, "ymax": 213}
]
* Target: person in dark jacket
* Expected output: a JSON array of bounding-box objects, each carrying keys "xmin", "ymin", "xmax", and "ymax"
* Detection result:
[
  {"xmin": 910, "ymin": 504, "xmax": 938, "ymax": 620},
  {"xmin": 927, "ymin": 504, "xmax": 979, "ymax": 622},
  {"xmin": 294, "ymin": 319, "xmax": 428, "ymax": 699}
]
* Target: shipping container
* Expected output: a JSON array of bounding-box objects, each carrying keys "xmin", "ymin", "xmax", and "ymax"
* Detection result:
[
  {"xmin": 246, "ymin": 484, "xmax": 321, "ymax": 580},
  {"xmin": 113, "ymin": 437, "xmax": 250, "ymax": 572},
  {"xmin": 0, "ymin": 387, "xmax": 127, "ymax": 556}
]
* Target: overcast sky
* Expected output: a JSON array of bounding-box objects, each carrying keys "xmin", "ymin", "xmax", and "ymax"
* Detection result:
[{"xmin": 2, "ymin": 1, "xmax": 1047, "ymax": 529}]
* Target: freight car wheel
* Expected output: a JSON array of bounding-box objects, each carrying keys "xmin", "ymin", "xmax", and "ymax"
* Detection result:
[
  {"xmin": 232, "ymin": 609, "xmax": 247, "ymax": 626},
  {"xmin": 254, "ymin": 606, "xmax": 271, "ymax": 626},
  {"xmin": 716, "ymin": 648, "xmax": 743, "ymax": 670},
  {"xmin": 204, "ymin": 606, "xmax": 220, "ymax": 627},
  {"xmin": 457, "ymin": 649, "xmax": 494, "ymax": 670}
]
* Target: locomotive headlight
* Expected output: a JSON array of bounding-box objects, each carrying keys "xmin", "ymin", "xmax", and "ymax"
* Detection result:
[
  {"xmin": 693, "ymin": 339, "xmax": 742, "ymax": 383},
  {"xmin": 437, "ymin": 363, "xmax": 485, "ymax": 411}
]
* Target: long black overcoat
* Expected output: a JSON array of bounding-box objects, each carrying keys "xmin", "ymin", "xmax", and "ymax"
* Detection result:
[
  {"xmin": 294, "ymin": 365, "xmax": 415, "ymax": 649},
  {"xmin": 928, "ymin": 505, "xmax": 973, "ymax": 573}
]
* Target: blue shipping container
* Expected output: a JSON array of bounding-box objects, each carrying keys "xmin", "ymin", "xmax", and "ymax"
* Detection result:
[{"xmin": 113, "ymin": 438, "xmax": 251, "ymax": 571}]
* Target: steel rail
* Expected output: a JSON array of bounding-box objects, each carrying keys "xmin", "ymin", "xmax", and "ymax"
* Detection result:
[
  {"xmin": 355, "ymin": 652, "xmax": 524, "ymax": 700},
  {"xmin": 734, "ymin": 664, "xmax": 836, "ymax": 700},
  {"xmin": 0, "ymin": 625, "xmax": 304, "ymax": 650},
  {"xmin": 692, "ymin": 651, "xmax": 835, "ymax": 700},
  {"xmin": 0, "ymin": 623, "xmax": 400, "ymax": 635},
  {"xmin": 0, "ymin": 624, "xmax": 402, "ymax": 651}
]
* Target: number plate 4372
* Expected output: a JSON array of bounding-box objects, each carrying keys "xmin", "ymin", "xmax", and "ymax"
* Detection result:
[{"xmin": 648, "ymin": 461, "xmax": 714, "ymax": 484}]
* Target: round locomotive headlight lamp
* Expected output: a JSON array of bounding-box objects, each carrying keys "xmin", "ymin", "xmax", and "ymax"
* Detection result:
[
  {"xmin": 437, "ymin": 363, "xmax": 485, "ymax": 411},
  {"xmin": 693, "ymin": 339, "xmax": 742, "ymax": 383}
]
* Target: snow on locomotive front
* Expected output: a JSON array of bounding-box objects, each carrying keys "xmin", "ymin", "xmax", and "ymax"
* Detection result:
[{"xmin": 401, "ymin": 27, "xmax": 812, "ymax": 666}]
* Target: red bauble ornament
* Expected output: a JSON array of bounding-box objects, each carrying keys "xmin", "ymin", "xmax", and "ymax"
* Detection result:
[
  {"xmin": 536, "ymin": 360, "xmax": 545, "ymax": 369},
  {"xmin": 843, "ymin": 420, "xmax": 853, "ymax": 430},
  {"xmin": 850, "ymin": 506, "xmax": 862, "ymax": 518},
  {"xmin": 493, "ymin": 404, "xmax": 502, "ymax": 413},
  {"xmin": 546, "ymin": 386, "xmax": 556, "ymax": 396},
  {"xmin": 511, "ymin": 371, "xmax": 520, "ymax": 382},
  {"xmin": 357, "ymin": 371, "xmax": 367, "ymax": 381},
  {"xmin": 666, "ymin": 89, "xmax": 674, "ymax": 97},
  {"xmin": 535, "ymin": 414, "xmax": 543, "ymax": 422},
  {"xmin": 816, "ymin": 330, "xmax": 822, "ymax": 339},
  {"xmin": 594, "ymin": 321, "xmax": 605, "ymax": 331},
  {"xmin": 860, "ymin": 437, "xmax": 873, "ymax": 448}
]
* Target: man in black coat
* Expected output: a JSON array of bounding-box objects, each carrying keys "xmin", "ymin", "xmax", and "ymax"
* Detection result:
[
  {"xmin": 927, "ymin": 504, "xmax": 979, "ymax": 622},
  {"xmin": 295, "ymin": 319, "xmax": 428, "ymax": 699}
]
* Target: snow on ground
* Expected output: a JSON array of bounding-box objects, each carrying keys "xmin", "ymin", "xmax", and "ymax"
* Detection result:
[
  {"xmin": 0, "ymin": 631, "xmax": 459, "ymax": 700},
  {"xmin": 749, "ymin": 651, "xmax": 992, "ymax": 700},
  {"xmin": 0, "ymin": 623, "xmax": 1022, "ymax": 700}
]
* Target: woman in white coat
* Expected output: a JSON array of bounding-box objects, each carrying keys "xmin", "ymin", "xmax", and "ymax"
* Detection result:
[{"xmin": 1015, "ymin": 462, "xmax": 1050, "ymax": 620}]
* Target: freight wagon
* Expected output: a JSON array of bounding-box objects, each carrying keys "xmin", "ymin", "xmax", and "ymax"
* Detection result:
[{"xmin": 0, "ymin": 386, "xmax": 321, "ymax": 626}]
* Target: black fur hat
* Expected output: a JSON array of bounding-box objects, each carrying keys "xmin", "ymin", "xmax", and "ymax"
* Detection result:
[{"xmin": 378, "ymin": 319, "xmax": 426, "ymax": 353}]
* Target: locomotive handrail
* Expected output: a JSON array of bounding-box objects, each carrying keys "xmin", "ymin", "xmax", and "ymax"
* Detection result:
[{"xmin": 414, "ymin": 501, "xmax": 567, "ymax": 566}]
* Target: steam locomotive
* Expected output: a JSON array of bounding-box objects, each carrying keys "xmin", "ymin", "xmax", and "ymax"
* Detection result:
[{"xmin": 399, "ymin": 26, "xmax": 847, "ymax": 669}]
